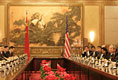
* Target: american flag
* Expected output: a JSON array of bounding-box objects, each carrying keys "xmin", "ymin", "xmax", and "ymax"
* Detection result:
[{"xmin": 64, "ymin": 17, "xmax": 71, "ymax": 58}]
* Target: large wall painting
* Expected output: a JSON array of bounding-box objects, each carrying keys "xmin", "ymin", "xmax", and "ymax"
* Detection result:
[{"xmin": 9, "ymin": 5, "xmax": 82, "ymax": 47}]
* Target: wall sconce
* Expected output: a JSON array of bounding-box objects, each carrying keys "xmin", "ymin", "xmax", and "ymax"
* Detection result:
[{"xmin": 89, "ymin": 31, "xmax": 95, "ymax": 43}]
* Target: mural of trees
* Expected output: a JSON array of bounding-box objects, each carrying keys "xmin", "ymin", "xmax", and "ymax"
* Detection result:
[{"xmin": 10, "ymin": 6, "xmax": 81, "ymax": 46}]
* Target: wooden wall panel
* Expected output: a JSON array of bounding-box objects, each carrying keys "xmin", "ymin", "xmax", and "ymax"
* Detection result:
[
  {"xmin": 84, "ymin": 6, "xmax": 100, "ymax": 46},
  {"xmin": 105, "ymin": 6, "xmax": 118, "ymax": 45}
]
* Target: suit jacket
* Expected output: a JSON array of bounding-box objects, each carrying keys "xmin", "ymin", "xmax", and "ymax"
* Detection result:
[
  {"xmin": 111, "ymin": 52, "xmax": 118, "ymax": 62},
  {"xmin": 114, "ymin": 53, "xmax": 118, "ymax": 62},
  {"xmin": 0, "ymin": 51, "xmax": 7, "ymax": 60},
  {"xmin": 94, "ymin": 51, "xmax": 102, "ymax": 59},
  {"xmin": 9, "ymin": 51, "xmax": 14, "ymax": 57},
  {"xmin": 82, "ymin": 51, "xmax": 93, "ymax": 57},
  {"xmin": 92, "ymin": 51, "xmax": 99, "ymax": 58},
  {"xmin": 105, "ymin": 52, "xmax": 118, "ymax": 62},
  {"xmin": 113, "ymin": 56, "xmax": 118, "ymax": 62},
  {"xmin": 3, "ymin": 51, "xmax": 10, "ymax": 58}
]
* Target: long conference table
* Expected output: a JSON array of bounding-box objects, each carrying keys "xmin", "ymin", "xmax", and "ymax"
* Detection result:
[{"xmin": 7, "ymin": 57, "xmax": 118, "ymax": 80}]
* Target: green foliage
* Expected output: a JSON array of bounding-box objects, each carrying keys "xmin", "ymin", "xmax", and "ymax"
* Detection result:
[
  {"xmin": 60, "ymin": 78, "xmax": 64, "ymax": 80},
  {"xmin": 10, "ymin": 6, "xmax": 81, "ymax": 46},
  {"xmin": 40, "ymin": 66, "xmax": 46, "ymax": 79},
  {"xmin": 54, "ymin": 71, "xmax": 60, "ymax": 78}
]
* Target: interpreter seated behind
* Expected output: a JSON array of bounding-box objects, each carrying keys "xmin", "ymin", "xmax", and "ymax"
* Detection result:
[{"xmin": 82, "ymin": 46, "xmax": 93, "ymax": 57}]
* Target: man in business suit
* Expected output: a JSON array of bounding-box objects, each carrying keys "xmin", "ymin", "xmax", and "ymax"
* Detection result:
[
  {"xmin": 96, "ymin": 46, "xmax": 102, "ymax": 59},
  {"xmin": 113, "ymin": 47, "xmax": 118, "ymax": 62},
  {"xmin": 9, "ymin": 46, "xmax": 15, "ymax": 57},
  {"xmin": 3, "ymin": 45, "xmax": 10, "ymax": 58},
  {"xmin": 82, "ymin": 46, "xmax": 93, "ymax": 57},
  {"xmin": 106, "ymin": 45, "xmax": 118, "ymax": 62},
  {"xmin": 101, "ymin": 47, "xmax": 108, "ymax": 59},
  {"xmin": 91, "ymin": 46, "xmax": 98, "ymax": 57}
]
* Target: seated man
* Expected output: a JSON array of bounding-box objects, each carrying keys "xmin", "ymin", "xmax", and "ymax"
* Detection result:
[
  {"xmin": 9, "ymin": 46, "xmax": 15, "ymax": 57},
  {"xmin": 96, "ymin": 46, "xmax": 102, "ymax": 59},
  {"xmin": 82, "ymin": 46, "xmax": 93, "ymax": 57},
  {"xmin": 101, "ymin": 47, "xmax": 108, "ymax": 59},
  {"xmin": 3, "ymin": 45, "xmax": 10, "ymax": 58},
  {"xmin": 107, "ymin": 45, "xmax": 118, "ymax": 62},
  {"xmin": 91, "ymin": 46, "xmax": 97, "ymax": 57},
  {"xmin": 112, "ymin": 46, "xmax": 118, "ymax": 62}
]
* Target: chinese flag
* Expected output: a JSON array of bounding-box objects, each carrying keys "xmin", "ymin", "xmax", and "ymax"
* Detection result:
[{"xmin": 25, "ymin": 12, "xmax": 30, "ymax": 61}]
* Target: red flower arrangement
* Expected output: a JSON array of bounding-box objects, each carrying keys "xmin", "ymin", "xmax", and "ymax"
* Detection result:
[
  {"xmin": 45, "ymin": 74, "xmax": 59, "ymax": 80},
  {"xmin": 41, "ymin": 60, "xmax": 51, "ymax": 67},
  {"xmin": 56, "ymin": 64, "xmax": 76, "ymax": 80},
  {"xmin": 43, "ymin": 66, "xmax": 52, "ymax": 72},
  {"xmin": 40, "ymin": 60, "xmax": 76, "ymax": 80},
  {"xmin": 42, "ymin": 60, "xmax": 47, "ymax": 64}
]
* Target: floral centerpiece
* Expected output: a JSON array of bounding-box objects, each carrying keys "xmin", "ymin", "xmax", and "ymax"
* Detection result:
[{"xmin": 40, "ymin": 60, "xmax": 76, "ymax": 80}]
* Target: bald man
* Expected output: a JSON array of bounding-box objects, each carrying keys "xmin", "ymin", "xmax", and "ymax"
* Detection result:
[{"xmin": 106, "ymin": 45, "xmax": 118, "ymax": 62}]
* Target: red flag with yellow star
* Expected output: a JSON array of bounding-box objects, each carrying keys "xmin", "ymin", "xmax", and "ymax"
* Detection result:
[{"xmin": 25, "ymin": 12, "xmax": 30, "ymax": 61}]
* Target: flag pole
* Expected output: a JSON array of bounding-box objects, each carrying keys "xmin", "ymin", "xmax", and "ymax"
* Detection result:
[{"xmin": 25, "ymin": 11, "xmax": 30, "ymax": 61}]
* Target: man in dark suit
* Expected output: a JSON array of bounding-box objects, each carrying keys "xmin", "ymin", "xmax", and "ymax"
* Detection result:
[
  {"xmin": 9, "ymin": 46, "xmax": 15, "ymax": 57},
  {"xmin": 111, "ymin": 46, "xmax": 118, "ymax": 62},
  {"xmin": 91, "ymin": 46, "xmax": 98, "ymax": 57},
  {"xmin": 96, "ymin": 46, "xmax": 102, "ymax": 59},
  {"xmin": 107, "ymin": 45, "xmax": 118, "ymax": 62},
  {"xmin": 82, "ymin": 46, "xmax": 93, "ymax": 57},
  {"xmin": 3, "ymin": 45, "xmax": 10, "ymax": 58},
  {"xmin": 101, "ymin": 47, "xmax": 108, "ymax": 59}
]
